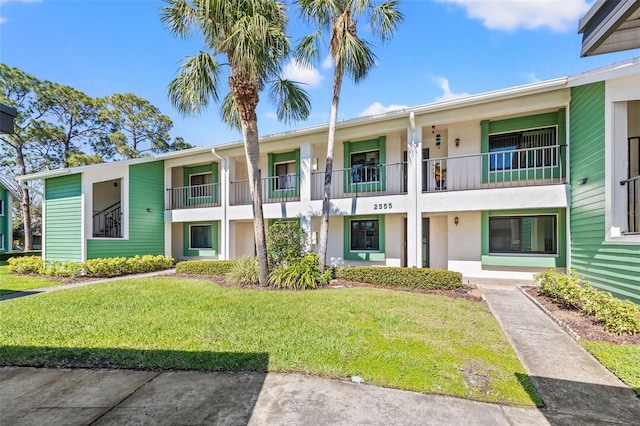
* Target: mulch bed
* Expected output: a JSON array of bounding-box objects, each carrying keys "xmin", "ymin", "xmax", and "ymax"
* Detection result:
[{"xmin": 521, "ymin": 286, "xmax": 640, "ymax": 345}]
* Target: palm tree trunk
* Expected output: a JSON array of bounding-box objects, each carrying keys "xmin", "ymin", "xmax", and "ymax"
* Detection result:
[
  {"xmin": 318, "ymin": 66, "xmax": 344, "ymax": 272},
  {"xmin": 242, "ymin": 119, "xmax": 269, "ymax": 286}
]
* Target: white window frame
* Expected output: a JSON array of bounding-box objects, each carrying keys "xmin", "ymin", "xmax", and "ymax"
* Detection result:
[
  {"xmin": 189, "ymin": 172, "xmax": 213, "ymax": 198},
  {"xmin": 189, "ymin": 224, "xmax": 213, "ymax": 250},
  {"xmin": 0, "ymin": 198, "xmax": 4, "ymax": 216},
  {"xmin": 0, "ymin": 233, "xmax": 4, "ymax": 250},
  {"xmin": 349, "ymin": 218, "xmax": 380, "ymax": 252},
  {"xmin": 488, "ymin": 214, "xmax": 558, "ymax": 256},
  {"xmin": 273, "ymin": 161, "xmax": 296, "ymax": 190}
]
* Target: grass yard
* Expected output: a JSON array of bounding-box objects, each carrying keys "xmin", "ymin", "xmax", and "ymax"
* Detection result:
[
  {"xmin": 0, "ymin": 263, "xmax": 66, "ymax": 295},
  {"xmin": 581, "ymin": 341, "xmax": 640, "ymax": 395},
  {"xmin": 0, "ymin": 276, "xmax": 541, "ymax": 406}
]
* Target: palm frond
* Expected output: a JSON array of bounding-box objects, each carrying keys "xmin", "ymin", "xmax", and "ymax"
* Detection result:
[
  {"xmin": 370, "ymin": 0, "xmax": 404, "ymax": 43},
  {"xmin": 159, "ymin": 0, "xmax": 198, "ymax": 38},
  {"xmin": 293, "ymin": 31, "xmax": 323, "ymax": 68},
  {"xmin": 269, "ymin": 78, "xmax": 311, "ymax": 124},
  {"xmin": 167, "ymin": 52, "xmax": 221, "ymax": 115},
  {"xmin": 220, "ymin": 92, "xmax": 242, "ymax": 130}
]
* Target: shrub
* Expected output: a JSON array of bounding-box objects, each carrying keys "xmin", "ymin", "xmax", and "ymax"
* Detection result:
[
  {"xmin": 175, "ymin": 260, "xmax": 236, "ymax": 275},
  {"xmin": 0, "ymin": 251, "xmax": 42, "ymax": 262},
  {"xmin": 227, "ymin": 257, "xmax": 260, "ymax": 286},
  {"xmin": 266, "ymin": 221, "xmax": 308, "ymax": 268},
  {"xmin": 41, "ymin": 261, "xmax": 84, "ymax": 277},
  {"xmin": 85, "ymin": 255, "xmax": 173, "ymax": 277},
  {"xmin": 8, "ymin": 256, "xmax": 44, "ymax": 274},
  {"xmin": 269, "ymin": 253, "xmax": 330, "ymax": 290},
  {"xmin": 335, "ymin": 266, "xmax": 462, "ymax": 290},
  {"xmin": 535, "ymin": 270, "xmax": 640, "ymax": 335}
]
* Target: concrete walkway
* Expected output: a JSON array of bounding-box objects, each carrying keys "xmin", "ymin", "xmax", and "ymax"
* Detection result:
[
  {"xmin": 1, "ymin": 278, "xmax": 639, "ymax": 425},
  {"xmin": 479, "ymin": 283, "xmax": 640, "ymax": 425}
]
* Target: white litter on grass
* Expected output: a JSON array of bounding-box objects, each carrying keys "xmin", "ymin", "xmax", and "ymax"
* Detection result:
[{"xmin": 351, "ymin": 376, "xmax": 364, "ymax": 384}]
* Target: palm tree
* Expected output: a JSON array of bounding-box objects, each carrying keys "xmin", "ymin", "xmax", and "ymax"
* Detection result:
[
  {"xmin": 162, "ymin": 0, "xmax": 311, "ymax": 286},
  {"xmin": 294, "ymin": 0, "xmax": 403, "ymax": 271}
]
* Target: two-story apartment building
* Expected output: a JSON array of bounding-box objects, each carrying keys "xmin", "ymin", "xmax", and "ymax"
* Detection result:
[{"xmin": 17, "ymin": 58, "xmax": 640, "ymax": 301}]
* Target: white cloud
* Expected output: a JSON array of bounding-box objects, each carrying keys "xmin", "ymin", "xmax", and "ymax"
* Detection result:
[
  {"xmin": 439, "ymin": 0, "xmax": 591, "ymax": 32},
  {"xmin": 321, "ymin": 55, "xmax": 334, "ymax": 70},
  {"xmin": 281, "ymin": 59, "xmax": 323, "ymax": 88},
  {"xmin": 433, "ymin": 77, "xmax": 469, "ymax": 102},
  {"xmin": 359, "ymin": 102, "xmax": 408, "ymax": 117},
  {"xmin": 523, "ymin": 72, "xmax": 541, "ymax": 83}
]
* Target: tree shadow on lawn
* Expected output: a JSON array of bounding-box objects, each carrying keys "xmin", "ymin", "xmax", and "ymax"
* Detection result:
[{"xmin": 1, "ymin": 346, "xmax": 269, "ymax": 425}]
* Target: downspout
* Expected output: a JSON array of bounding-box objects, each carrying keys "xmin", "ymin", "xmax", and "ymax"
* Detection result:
[{"xmin": 211, "ymin": 148, "xmax": 227, "ymax": 260}]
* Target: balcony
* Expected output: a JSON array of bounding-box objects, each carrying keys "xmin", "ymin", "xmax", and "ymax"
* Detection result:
[
  {"xmin": 311, "ymin": 162, "xmax": 407, "ymax": 200},
  {"xmin": 230, "ymin": 175, "xmax": 300, "ymax": 206},
  {"xmin": 167, "ymin": 183, "xmax": 220, "ymax": 209},
  {"xmin": 423, "ymin": 145, "xmax": 567, "ymax": 192}
]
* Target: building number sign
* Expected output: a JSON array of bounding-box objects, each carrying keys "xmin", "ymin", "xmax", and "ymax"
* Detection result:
[{"xmin": 373, "ymin": 203, "xmax": 392, "ymax": 210}]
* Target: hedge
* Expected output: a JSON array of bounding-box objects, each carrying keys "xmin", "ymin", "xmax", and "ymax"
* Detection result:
[
  {"xmin": 335, "ymin": 266, "xmax": 462, "ymax": 290},
  {"xmin": 0, "ymin": 251, "xmax": 42, "ymax": 262},
  {"xmin": 8, "ymin": 255, "xmax": 174, "ymax": 278},
  {"xmin": 535, "ymin": 269, "xmax": 640, "ymax": 335},
  {"xmin": 175, "ymin": 260, "xmax": 236, "ymax": 275}
]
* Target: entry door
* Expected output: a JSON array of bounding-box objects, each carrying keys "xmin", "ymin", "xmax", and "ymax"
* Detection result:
[
  {"xmin": 422, "ymin": 218, "xmax": 430, "ymax": 268},
  {"xmin": 403, "ymin": 218, "xmax": 407, "ymax": 267}
]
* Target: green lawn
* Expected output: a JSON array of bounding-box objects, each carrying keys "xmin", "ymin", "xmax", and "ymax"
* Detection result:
[
  {"xmin": 0, "ymin": 263, "xmax": 66, "ymax": 295},
  {"xmin": 0, "ymin": 276, "xmax": 541, "ymax": 406},
  {"xmin": 581, "ymin": 341, "xmax": 640, "ymax": 395}
]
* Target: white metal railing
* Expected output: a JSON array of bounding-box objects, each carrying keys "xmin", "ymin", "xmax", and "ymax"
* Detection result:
[
  {"xmin": 311, "ymin": 162, "xmax": 407, "ymax": 200},
  {"xmin": 621, "ymin": 175, "xmax": 640, "ymax": 234},
  {"xmin": 167, "ymin": 183, "xmax": 220, "ymax": 209},
  {"xmin": 230, "ymin": 175, "xmax": 300, "ymax": 206},
  {"xmin": 422, "ymin": 145, "xmax": 566, "ymax": 192}
]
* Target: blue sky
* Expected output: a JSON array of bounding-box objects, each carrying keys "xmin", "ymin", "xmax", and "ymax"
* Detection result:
[{"xmin": 1, "ymin": 0, "xmax": 639, "ymax": 149}]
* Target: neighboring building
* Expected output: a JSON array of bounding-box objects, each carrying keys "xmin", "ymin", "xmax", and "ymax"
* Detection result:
[
  {"xmin": 17, "ymin": 59, "xmax": 640, "ymax": 302},
  {"xmin": 0, "ymin": 175, "xmax": 18, "ymax": 253},
  {"xmin": 571, "ymin": 1, "xmax": 640, "ymax": 304},
  {"xmin": 578, "ymin": 0, "xmax": 640, "ymax": 57},
  {"xmin": 1, "ymin": 103, "xmax": 18, "ymax": 253}
]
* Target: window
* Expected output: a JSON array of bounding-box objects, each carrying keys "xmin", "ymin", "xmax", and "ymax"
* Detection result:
[
  {"xmin": 190, "ymin": 172, "xmax": 212, "ymax": 198},
  {"xmin": 0, "ymin": 199, "xmax": 4, "ymax": 215},
  {"xmin": 350, "ymin": 150, "xmax": 380, "ymax": 183},
  {"xmin": 350, "ymin": 219, "xmax": 379, "ymax": 251},
  {"xmin": 489, "ymin": 215, "xmax": 557, "ymax": 254},
  {"xmin": 274, "ymin": 161, "xmax": 296, "ymax": 190},
  {"xmin": 489, "ymin": 127, "xmax": 557, "ymax": 171},
  {"xmin": 92, "ymin": 179, "xmax": 122, "ymax": 238},
  {"xmin": 0, "ymin": 234, "xmax": 4, "ymax": 250},
  {"xmin": 190, "ymin": 225, "xmax": 212, "ymax": 249}
]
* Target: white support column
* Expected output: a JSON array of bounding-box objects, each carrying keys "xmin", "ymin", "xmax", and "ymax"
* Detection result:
[
  {"xmin": 406, "ymin": 113, "xmax": 423, "ymax": 267},
  {"xmin": 299, "ymin": 143, "xmax": 314, "ymax": 250},
  {"xmin": 299, "ymin": 142, "xmax": 314, "ymax": 203},
  {"xmin": 164, "ymin": 165, "xmax": 172, "ymax": 258},
  {"xmin": 217, "ymin": 153, "xmax": 230, "ymax": 260}
]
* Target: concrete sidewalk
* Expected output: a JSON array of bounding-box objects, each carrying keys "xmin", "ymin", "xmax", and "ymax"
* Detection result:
[
  {"xmin": 479, "ymin": 283, "xmax": 640, "ymax": 425},
  {"xmin": 0, "ymin": 367, "xmax": 546, "ymax": 426},
  {"xmin": 1, "ymin": 279, "xmax": 639, "ymax": 425}
]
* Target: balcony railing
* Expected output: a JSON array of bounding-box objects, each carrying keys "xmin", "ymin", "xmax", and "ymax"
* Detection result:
[
  {"xmin": 423, "ymin": 145, "xmax": 566, "ymax": 192},
  {"xmin": 230, "ymin": 175, "xmax": 300, "ymax": 206},
  {"xmin": 621, "ymin": 175, "xmax": 640, "ymax": 234},
  {"xmin": 167, "ymin": 183, "xmax": 220, "ymax": 209},
  {"xmin": 93, "ymin": 202, "xmax": 122, "ymax": 238},
  {"xmin": 311, "ymin": 162, "xmax": 407, "ymax": 200}
]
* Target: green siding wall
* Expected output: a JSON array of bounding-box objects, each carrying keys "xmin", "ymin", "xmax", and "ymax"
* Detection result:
[
  {"xmin": 0, "ymin": 187, "xmax": 10, "ymax": 252},
  {"xmin": 45, "ymin": 174, "xmax": 83, "ymax": 262},
  {"xmin": 570, "ymin": 82, "xmax": 640, "ymax": 304},
  {"xmin": 87, "ymin": 161, "xmax": 165, "ymax": 259}
]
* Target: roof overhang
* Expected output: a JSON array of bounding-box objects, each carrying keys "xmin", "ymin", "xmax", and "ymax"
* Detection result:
[{"xmin": 579, "ymin": 0, "xmax": 640, "ymax": 57}]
